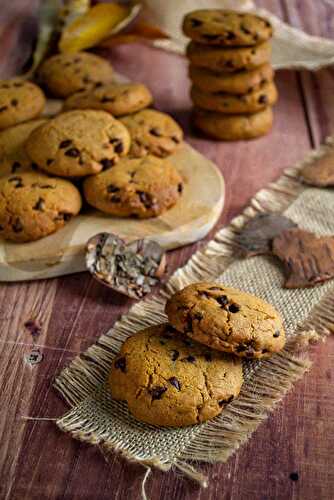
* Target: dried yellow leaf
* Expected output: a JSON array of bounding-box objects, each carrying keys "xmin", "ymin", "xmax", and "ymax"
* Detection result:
[{"xmin": 59, "ymin": 2, "xmax": 140, "ymax": 53}]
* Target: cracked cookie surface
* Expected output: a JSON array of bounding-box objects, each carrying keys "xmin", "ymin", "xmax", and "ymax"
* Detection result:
[
  {"xmin": 38, "ymin": 51, "xmax": 114, "ymax": 98},
  {"xmin": 64, "ymin": 82, "xmax": 153, "ymax": 117},
  {"xmin": 120, "ymin": 109, "xmax": 183, "ymax": 158},
  {"xmin": 109, "ymin": 323, "xmax": 243, "ymax": 427},
  {"xmin": 0, "ymin": 79, "xmax": 45, "ymax": 130},
  {"xmin": 187, "ymin": 41, "xmax": 272, "ymax": 73},
  {"xmin": 83, "ymin": 155, "xmax": 183, "ymax": 218},
  {"xmin": 0, "ymin": 119, "xmax": 47, "ymax": 177},
  {"xmin": 183, "ymin": 10, "xmax": 273, "ymax": 46},
  {"xmin": 191, "ymin": 80, "xmax": 277, "ymax": 114},
  {"xmin": 165, "ymin": 282, "xmax": 285, "ymax": 359},
  {"xmin": 0, "ymin": 171, "xmax": 82, "ymax": 242},
  {"xmin": 25, "ymin": 110, "xmax": 130, "ymax": 177}
]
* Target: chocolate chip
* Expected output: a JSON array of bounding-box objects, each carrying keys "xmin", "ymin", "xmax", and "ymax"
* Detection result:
[
  {"xmin": 204, "ymin": 352, "xmax": 212, "ymax": 362},
  {"xmin": 193, "ymin": 312, "xmax": 203, "ymax": 320},
  {"xmin": 241, "ymin": 25, "xmax": 251, "ymax": 35},
  {"xmin": 251, "ymin": 49, "xmax": 256, "ymax": 55},
  {"xmin": 110, "ymin": 195, "xmax": 121, "ymax": 203},
  {"xmin": 168, "ymin": 377, "xmax": 181, "ymax": 391},
  {"xmin": 65, "ymin": 148, "xmax": 80, "ymax": 158},
  {"xmin": 11, "ymin": 161, "xmax": 21, "ymax": 173},
  {"xmin": 31, "ymin": 163, "xmax": 39, "ymax": 171},
  {"xmin": 55, "ymin": 211, "xmax": 72, "ymax": 221},
  {"xmin": 184, "ymin": 355, "xmax": 196, "ymax": 363},
  {"xmin": 228, "ymin": 304, "xmax": 239, "ymax": 313},
  {"xmin": 0, "ymin": 225, "xmax": 3, "ymax": 231},
  {"xmin": 59, "ymin": 139, "xmax": 72, "ymax": 149},
  {"xmin": 216, "ymin": 295, "xmax": 229, "ymax": 308},
  {"xmin": 172, "ymin": 136, "xmax": 180, "ymax": 144},
  {"xmin": 12, "ymin": 218, "xmax": 23, "ymax": 233},
  {"xmin": 9, "ymin": 176, "xmax": 23, "ymax": 188},
  {"xmin": 225, "ymin": 61, "xmax": 235, "ymax": 69},
  {"xmin": 101, "ymin": 158, "xmax": 114, "ymax": 169},
  {"xmin": 149, "ymin": 127, "xmax": 162, "ymax": 137},
  {"xmin": 101, "ymin": 96, "xmax": 115, "ymax": 103},
  {"xmin": 13, "ymin": 82, "xmax": 23, "ymax": 88},
  {"xmin": 107, "ymin": 185, "xmax": 120, "ymax": 193},
  {"xmin": 11, "ymin": 99, "xmax": 18, "ymax": 107},
  {"xmin": 226, "ymin": 31, "xmax": 236, "ymax": 40},
  {"xmin": 218, "ymin": 395, "xmax": 234, "ymax": 407},
  {"xmin": 209, "ymin": 286, "xmax": 223, "ymax": 291},
  {"xmin": 46, "ymin": 158, "xmax": 54, "ymax": 165},
  {"xmin": 289, "ymin": 472, "xmax": 299, "ymax": 482},
  {"xmin": 273, "ymin": 330, "xmax": 280, "ymax": 338},
  {"xmin": 82, "ymin": 76, "xmax": 92, "ymax": 84},
  {"xmin": 178, "ymin": 183, "xmax": 183, "ymax": 193},
  {"xmin": 258, "ymin": 94, "xmax": 268, "ymax": 105},
  {"xmin": 203, "ymin": 34, "xmax": 220, "ymax": 40},
  {"xmin": 171, "ymin": 349, "xmax": 179, "ymax": 361},
  {"xmin": 114, "ymin": 141, "xmax": 124, "ymax": 154},
  {"xmin": 33, "ymin": 197, "xmax": 45, "ymax": 211},
  {"xmin": 0, "ymin": 106, "xmax": 8, "ymax": 112},
  {"xmin": 114, "ymin": 356, "xmax": 126, "ymax": 372},
  {"xmin": 190, "ymin": 18, "xmax": 202, "ymax": 27},
  {"xmin": 236, "ymin": 344, "xmax": 247, "ymax": 352},
  {"xmin": 94, "ymin": 81, "xmax": 103, "ymax": 88},
  {"xmin": 150, "ymin": 385, "xmax": 167, "ymax": 400},
  {"xmin": 137, "ymin": 191, "xmax": 153, "ymax": 209}
]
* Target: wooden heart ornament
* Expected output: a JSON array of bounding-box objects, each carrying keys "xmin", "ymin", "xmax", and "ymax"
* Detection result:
[
  {"xmin": 86, "ymin": 233, "xmax": 166, "ymax": 299},
  {"xmin": 272, "ymin": 228, "xmax": 334, "ymax": 288}
]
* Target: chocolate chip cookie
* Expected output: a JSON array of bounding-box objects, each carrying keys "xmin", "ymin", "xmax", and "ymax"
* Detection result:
[
  {"xmin": 193, "ymin": 107, "xmax": 273, "ymax": 141},
  {"xmin": 109, "ymin": 323, "xmax": 243, "ymax": 427},
  {"xmin": 0, "ymin": 171, "xmax": 82, "ymax": 242},
  {"xmin": 83, "ymin": 155, "xmax": 183, "ymax": 218},
  {"xmin": 0, "ymin": 119, "xmax": 47, "ymax": 177},
  {"xmin": 120, "ymin": 109, "xmax": 183, "ymax": 158},
  {"xmin": 0, "ymin": 79, "xmax": 45, "ymax": 130},
  {"xmin": 38, "ymin": 51, "xmax": 114, "ymax": 98},
  {"xmin": 189, "ymin": 63, "xmax": 274, "ymax": 95},
  {"xmin": 64, "ymin": 82, "xmax": 153, "ymax": 117},
  {"xmin": 25, "ymin": 110, "xmax": 130, "ymax": 177},
  {"xmin": 183, "ymin": 10, "xmax": 273, "ymax": 46},
  {"xmin": 187, "ymin": 41, "xmax": 272, "ymax": 73},
  {"xmin": 165, "ymin": 282, "xmax": 285, "ymax": 359},
  {"xmin": 191, "ymin": 80, "xmax": 277, "ymax": 114}
]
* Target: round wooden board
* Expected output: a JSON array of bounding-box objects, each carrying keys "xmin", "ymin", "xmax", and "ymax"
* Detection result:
[{"xmin": 0, "ymin": 143, "xmax": 224, "ymax": 281}]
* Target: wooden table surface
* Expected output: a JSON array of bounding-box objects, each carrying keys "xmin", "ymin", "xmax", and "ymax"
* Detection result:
[{"xmin": 1, "ymin": 1, "xmax": 334, "ymax": 499}]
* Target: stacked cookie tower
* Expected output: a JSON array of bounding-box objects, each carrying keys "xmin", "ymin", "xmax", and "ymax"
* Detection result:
[
  {"xmin": 0, "ymin": 51, "xmax": 185, "ymax": 243},
  {"xmin": 109, "ymin": 282, "xmax": 286, "ymax": 428},
  {"xmin": 183, "ymin": 9, "xmax": 277, "ymax": 141}
]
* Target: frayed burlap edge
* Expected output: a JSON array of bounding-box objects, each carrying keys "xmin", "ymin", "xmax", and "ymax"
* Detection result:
[{"xmin": 54, "ymin": 136, "xmax": 334, "ymax": 489}]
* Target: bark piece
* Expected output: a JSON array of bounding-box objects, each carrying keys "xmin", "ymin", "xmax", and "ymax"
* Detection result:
[
  {"xmin": 272, "ymin": 228, "xmax": 334, "ymax": 288},
  {"xmin": 300, "ymin": 149, "xmax": 334, "ymax": 187},
  {"xmin": 236, "ymin": 213, "xmax": 297, "ymax": 257},
  {"xmin": 86, "ymin": 232, "xmax": 166, "ymax": 299}
]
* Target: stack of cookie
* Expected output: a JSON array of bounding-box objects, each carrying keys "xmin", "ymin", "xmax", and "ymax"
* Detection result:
[
  {"xmin": 109, "ymin": 281, "xmax": 286, "ymax": 428},
  {"xmin": 183, "ymin": 9, "xmax": 278, "ymax": 141},
  {"xmin": 0, "ymin": 51, "xmax": 185, "ymax": 243}
]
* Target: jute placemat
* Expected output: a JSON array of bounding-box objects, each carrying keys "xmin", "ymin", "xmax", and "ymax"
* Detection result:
[{"xmin": 54, "ymin": 137, "xmax": 334, "ymax": 495}]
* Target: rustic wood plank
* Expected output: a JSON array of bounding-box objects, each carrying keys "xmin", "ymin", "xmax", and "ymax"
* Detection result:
[{"xmin": 1, "ymin": 0, "xmax": 334, "ymax": 499}]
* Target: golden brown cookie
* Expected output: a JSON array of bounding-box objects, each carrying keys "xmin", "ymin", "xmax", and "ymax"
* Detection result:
[
  {"xmin": 109, "ymin": 323, "xmax": 243, "ymax": 427},
  {"xmin": 120, "ymin": 109, "xmax": 183, "ymax": 158},
  {"xmin": 187, "ymin": 41, "xmax": 272, "ymax": 73},
  {"xmin": 0, "ymin": 79, "xmax": 45, "ymax": 130},
  {"xmin": 64, "ymin": 82, "xmax": 153, "ymax": 116},
  {"xmin": 83, "ymin": 155, "xmax": 183, "ymax": 218},
  {"xmin": 183, "ymin": 10, "xmax": 273, "ymax": 46},
  {"xmin": 189, "ymin": 63, "xmax": 274, "ymax": 95},
  {"xmin": 193, "ymin": 107, "xmax": 273, "ymax": 141},
  {"xmin": 191, "ymin": 81, "xmax": 278, "ymax": 114},
  {"xmin": 0, "ymin": 119, "xmax": 47, "ymax": 177},
  {"xmin": 38, "ymin": 51, "xmax": 114, "ymax": 98},
  {"xmin": 165, "ymin": 282, "xmax": 285, "ymax": 359},
  {"xmin": 25, "ymin": 110, "xmax": 130, "ymax": 177},
  {"xmin": 0, "ymin": 171, "xmax": 82, "ymax": 242}
]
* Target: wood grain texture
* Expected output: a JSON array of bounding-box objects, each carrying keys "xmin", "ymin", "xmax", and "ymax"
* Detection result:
[{"xmin": 1, "ymin": 1, "xmax": 334, "ymax": 499}]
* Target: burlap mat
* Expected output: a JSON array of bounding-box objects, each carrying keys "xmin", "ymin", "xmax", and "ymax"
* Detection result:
[
  {"xmin": 54, "ymin": 137, "xmax": 334, "ymax": 493},
  {"xmin": 143, "ymin": 0, "xmax": 334, "ymax": 70}
]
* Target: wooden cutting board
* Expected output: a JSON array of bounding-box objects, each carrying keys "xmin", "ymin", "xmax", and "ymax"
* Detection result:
[{"xmin": 0, "ymin": 143, "xmax": 224, "ymax": 281}]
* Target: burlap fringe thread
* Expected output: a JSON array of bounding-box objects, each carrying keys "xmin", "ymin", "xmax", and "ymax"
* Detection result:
[{"xmin": 55, "ymin": 136, "xmax": 334, "ymax": 494}]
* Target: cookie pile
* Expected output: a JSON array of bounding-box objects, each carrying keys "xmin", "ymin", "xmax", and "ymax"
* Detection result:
[
  {"xmin": 0, "ymin": 51, "xmax": 184, "ymax": 243},
  {"xmin": 183, "ymin": 9, "xmax": 277, "ymax": 140},
  {"xmin": 109, "ymin": 281, "xmax": 286, "ymax": 427}
]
